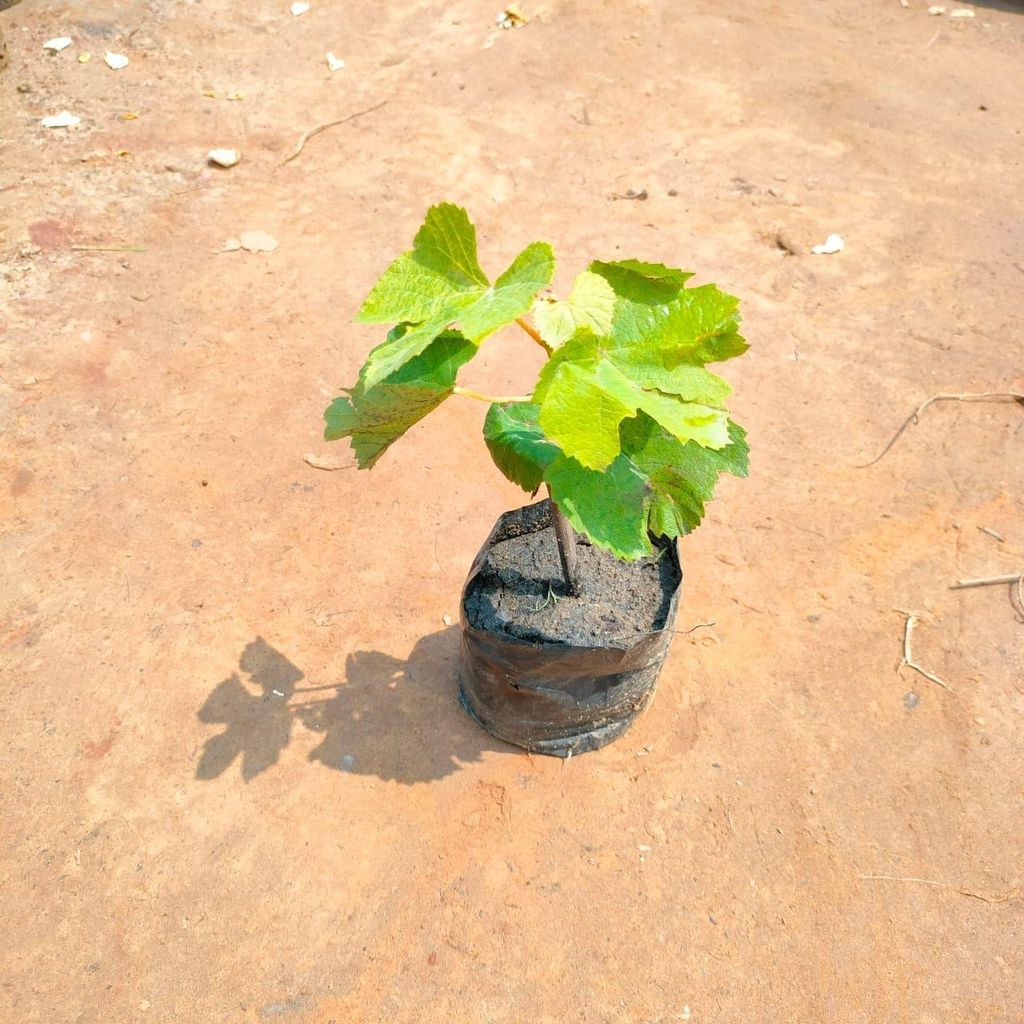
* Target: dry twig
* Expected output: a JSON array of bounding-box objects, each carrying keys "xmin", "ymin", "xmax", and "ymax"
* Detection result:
[
  {"xmin": 858, "ymin": 874, "xmax": 942, "ymax": 886},
  {"xmin": 952, "ymin": 572, "xmax": 1024, "ymax": 622},
  {"xmin": 957, "ymin": 886, "xmax": 1023, "ymax": 904},
  {"xmin": 860, "ymin": 392, "xmax": 1024, "ymax": 467},
  {"xmin": 951, "ymin": 573, "xmax": 1024, "ymax": 589},
  {"xmin": 718, "ymin": 795, "xmax": 737, "ymax": 836},
  {"xmin": 279, "ymin": 100, "xmax": 388, "ymax": 167},
  {"xmin": 858, "ymin": 875, "xmax": 1022, "ymax": 903},
  {"xmin": 896, "ymin": 610, "xmax": 953, "ymax": 693},
  {"xmin": 303, "ymin": 453, "xmax": 351, "ymax": 471}
]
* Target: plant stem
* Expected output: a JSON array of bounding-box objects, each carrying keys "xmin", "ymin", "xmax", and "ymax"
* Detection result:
[
  {"xmin": 452, "ymin": 385, "xmax": 532, "ymax": 404},
  {"xmin": 547, "ymin": 487, "xmax": 581, "ymax": 597},
  {"xmin": 516, "ymin": 317, "xmax": 552, "ymax": 354}
]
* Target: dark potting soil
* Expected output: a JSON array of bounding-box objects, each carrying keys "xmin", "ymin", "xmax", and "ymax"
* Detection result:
[{"xmin": 464, "ymin": 503, "xmax": 681, "ymax": 647}]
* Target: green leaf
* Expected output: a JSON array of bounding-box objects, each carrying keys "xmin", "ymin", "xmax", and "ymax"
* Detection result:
[
  {"xmin": 546, "ymin": 453, "xmax": 652, "ymax": 559},
  {"xmin": 591, "ymin": 259, "xmax": 748, "ymax": 364},
  {"xmin": 589, "ymin": 259, "xmax": 694, "ymax": 302},
  {"xmin": 532, "ymin": 331, "xmax": 732, "ymax": 471},
  {"xmin": 354, "ymin": 203, "xmax": 554, "ymax": 389},
  {"xmin": 623, "ymin": 416, "xmax": 749, "ymax": 540},
  {"xmin": 533, "ymin": 270, "xmax": 616, "ymax": 348},
  {"xmin": 527, "ymin": 259, "xmax": 747, "ymax": 470},
  {"xmin": 324, "ymin": 329, "xmax": 476, "ymax": 468},
  {"xmin": 358, "ymin": 204, "xmax": 487, "ymax": 324},
  {"xmin": 480, "ymin": 404, "xmax": 749, "ymax": 560},
  {"xmin": 483, "ymin": 402, "xmax": 560, "ymax": 492},
  {"xmin": 544, "ymin": 415, "xmax": 749, "ymax": 559},
  {"xmin": 460, "ymin": 241, "xmax": 555, "ymax": 338}
]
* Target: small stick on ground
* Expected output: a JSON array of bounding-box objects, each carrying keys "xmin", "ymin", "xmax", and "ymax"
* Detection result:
[
  {"xmin": 859, "ymin": 392, "xmax": 1024, "ymax": 467},
  {"xmin": 303, "ymin": 453, "xmax": 351, "ymax": 471},
  {"xmin": 952, "ymin": 573, "xmax": 1024, "ymax": 622},
  {"xmin": 896, "ymin": 610, "xmax": 953, "ymax": 693},
  {"xmin": 957, "ymin": 886, "xmax": 1023, "ymax": 904},
  {"xmin": 977, "ymin": 526, "xmax": 1004, "ymax": 543},
  {"xmin": 718, "ymin": 795, "xmax": 737, "ymax": 837},
  {"xmin": 279, "ymin": 100, "xmax": 388, "ymax": 168},
  {"xmin": 858, "ymin": 874, "xmax": 943, "ymax": 886},
  {"xmin": 951, "ymin": 572, "xmax": 1024, "ymax": 589},
  {"xmin": 858, "ymin": 875, "xmax": 1022, "ymax": 903}
]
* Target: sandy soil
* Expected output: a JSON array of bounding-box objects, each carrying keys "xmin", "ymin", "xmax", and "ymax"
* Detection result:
[{"xmin": 2, "ymin": 1, "xmax": 1023, "ymax": 1021}]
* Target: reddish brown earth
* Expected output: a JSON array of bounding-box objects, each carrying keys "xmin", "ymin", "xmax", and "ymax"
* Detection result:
[{"xmin": 2, "ymin": 1, "xmax": 1023, "ymax": 1021}]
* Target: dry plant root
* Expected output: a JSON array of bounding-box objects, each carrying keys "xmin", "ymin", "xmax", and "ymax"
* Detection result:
[
  {"xmin": 860, "ymin": 392, "xmax": 1024, "ymax": 467},
  {"xmin": 896, "ymin": 610, "xmax": 953, "ymax": 693}
]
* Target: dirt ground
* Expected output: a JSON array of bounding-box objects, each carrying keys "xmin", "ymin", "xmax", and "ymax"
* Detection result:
[{"xmin": 2, "ymin": 0, "xmax": 1023, "ymax": 1021}]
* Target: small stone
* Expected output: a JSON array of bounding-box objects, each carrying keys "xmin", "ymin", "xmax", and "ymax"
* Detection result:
[
  {"xmin": 207, "ymin": 148, "xmax": 240, "ymax": 168},
  {"xmin": 903, "ymin": 692, "xmax": 920, "ymax": 710},
  {"xmin": 238, "ymin": 230, "xmax": 278, "ymax": 253}
]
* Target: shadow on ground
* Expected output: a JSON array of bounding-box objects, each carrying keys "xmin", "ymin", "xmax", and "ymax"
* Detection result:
[{"xmin": 195, "ymin": 628, "xmax": 507, "ymax": 783}]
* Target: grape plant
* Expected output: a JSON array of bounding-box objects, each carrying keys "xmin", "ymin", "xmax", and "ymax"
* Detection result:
[{"xmin": 324, "ymin": 203, "xmax": 748, "ymax": 594}]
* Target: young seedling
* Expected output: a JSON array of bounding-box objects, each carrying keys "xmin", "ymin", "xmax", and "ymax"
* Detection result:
[{"xmin": 323, "ymin": 203, "xmax": 749, "ymax": 595}]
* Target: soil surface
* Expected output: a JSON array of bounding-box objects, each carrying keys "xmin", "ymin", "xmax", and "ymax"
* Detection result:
[
  {"xmin": 3, "ymin": 1, "xmax": 1024, "ymax": 1022},
  {"xmin": 465, "ymin": 502, "xmax": 681, "ymax": 646}
]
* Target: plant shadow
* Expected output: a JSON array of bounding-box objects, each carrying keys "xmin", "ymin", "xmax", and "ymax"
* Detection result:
[{"xmin": 195, "ymin": 628, "xmax": 508, "ymax": 783}]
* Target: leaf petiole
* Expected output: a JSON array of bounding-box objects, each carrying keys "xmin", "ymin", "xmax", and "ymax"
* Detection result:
[
  {"xmin": 453, "ymin": 385, "xmax": 532, "ymax": 405},
  {"xmin": 515, "ymin": 317, "xmax": 552, "ymax": 354}
]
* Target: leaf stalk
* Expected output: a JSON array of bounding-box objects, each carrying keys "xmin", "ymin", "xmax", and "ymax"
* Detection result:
[
  {"xmin": 516, "ymin": 317, "xmax": 552, "ymax": 354},
  {"xmin": 452, "ymin": 386, "xmax": 532, "ymax": 404}
]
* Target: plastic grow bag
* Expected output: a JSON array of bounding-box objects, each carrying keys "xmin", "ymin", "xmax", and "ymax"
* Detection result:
[{"xmin": 458, "ymin": 501, "xmax": 682, "ymax": 757}]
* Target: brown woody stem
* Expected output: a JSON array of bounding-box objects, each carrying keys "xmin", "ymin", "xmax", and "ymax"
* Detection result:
[{"xmin": 547, "ymin": 487, "xmax": 581, "ymax": 596}]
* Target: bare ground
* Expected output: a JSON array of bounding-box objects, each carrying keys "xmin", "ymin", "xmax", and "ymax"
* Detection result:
[{"xmin": 2, "ymin": 1, "xmax": 1023, "ymax": 1021}]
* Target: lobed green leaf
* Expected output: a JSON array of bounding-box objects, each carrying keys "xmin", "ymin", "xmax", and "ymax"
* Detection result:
[
  {"xmin": 481, "ymin": 403, "xmax": 749, "ymax": 560},
  {"xmin": 533, "ymin": 270, "xmax": 616, "ymax": 348},
  {"xmin": 324, "ymin": 329, "xmax": 476, "ymax": 468},
  {"xmin": 354, "ymin": 203, "xmax": 554, "ymax": 390},
  {"xmin": 591, "ymin": 259, "xmax": 748, "ymax": 364},
  {"xmin": 483, "ymin": 402, "xmax": 560, "ymax": 492},
  {"xmin": 532, "ymin": 331, "xmax": 732, "ymax": 471}
]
